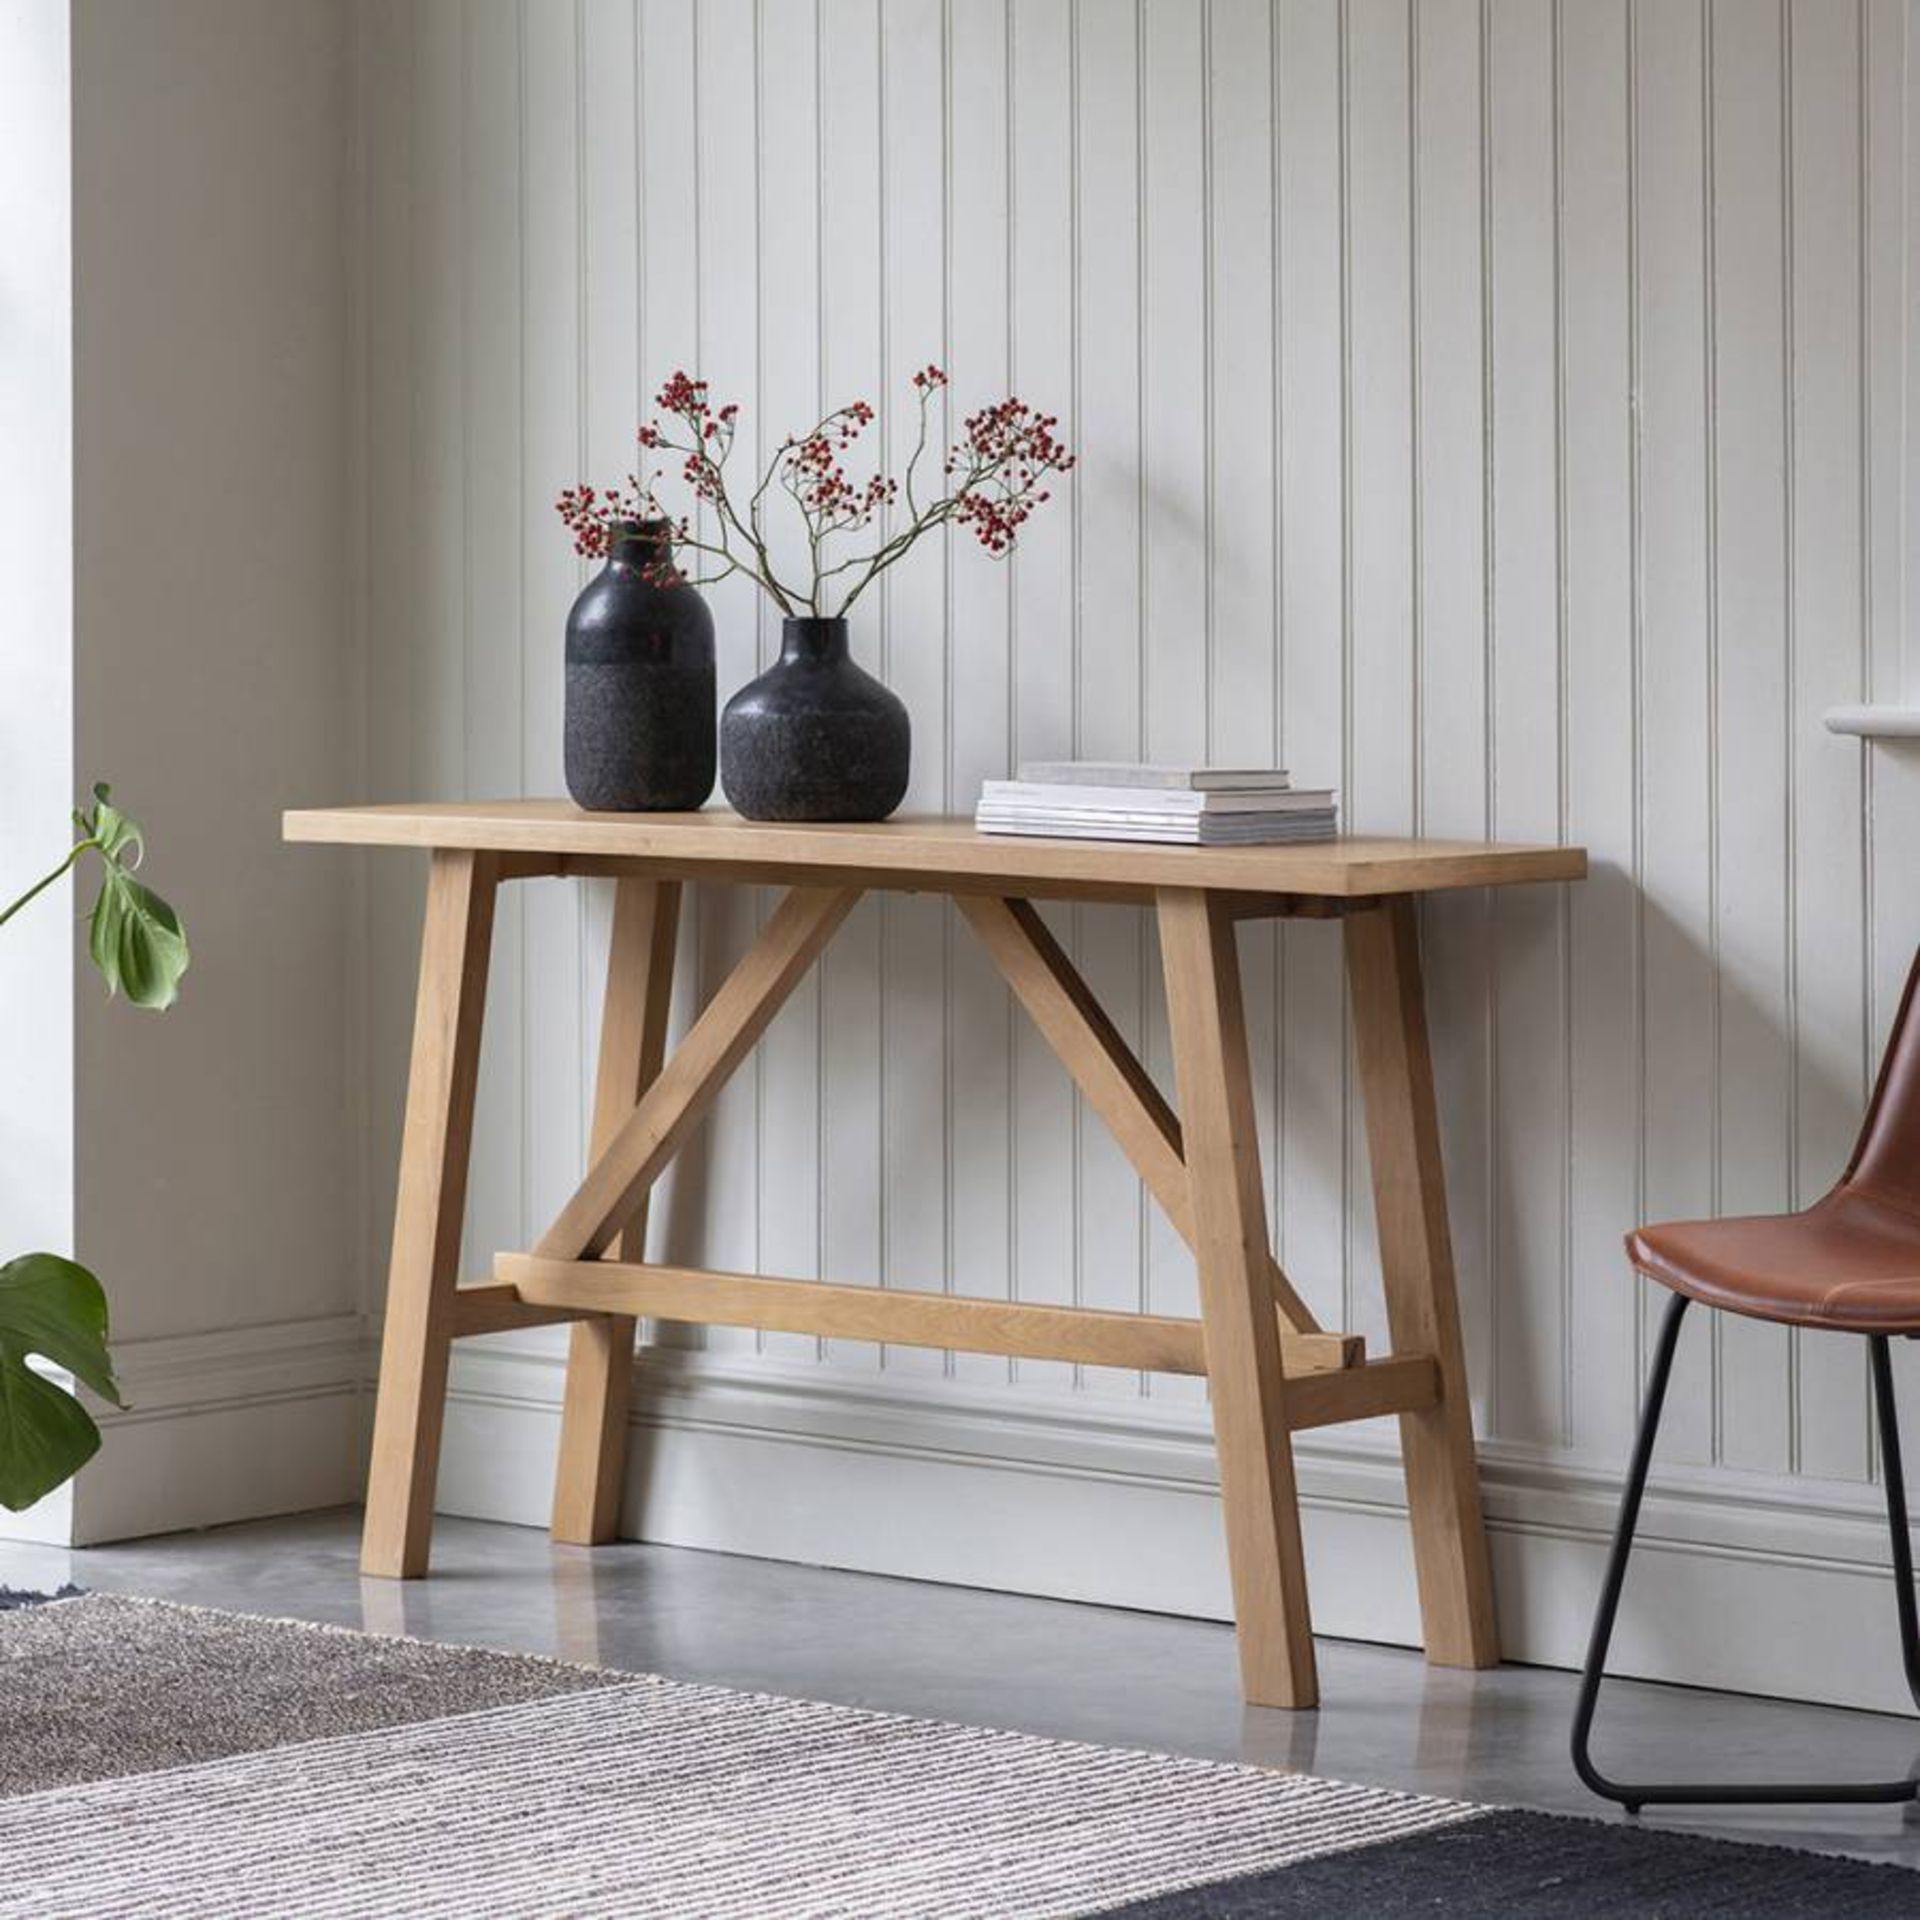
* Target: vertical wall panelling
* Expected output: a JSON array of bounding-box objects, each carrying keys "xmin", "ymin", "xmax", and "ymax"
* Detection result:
[
  {"xmin": 692, "ymin": 0, "xmax": 763, "ymax": 1351},
  {"xmin": 402, "ymin": 0, "xmax": 475, "ymax": 1393},
  {"xmin": 947, "ymin": 0, "xmax": 1018, "ymax": 1389},
  {"xmin": 1007, "ymin": 0, "xmax": 1076, "ymax": 1394},
  {"xmin": 577, "ymin": 0, "xmax": 642, "ymax": 1300},
  {"xmin": 879, "ymin": 0, "xmax": 951, "ymax": 1375},
  {"xmin": 519, "ymin": 1, "xmax": 587, "ymax": 1271},
  {"xmin": 815, "ymin": 0, "xmax": 886, "ymax": 1370},
  {"xmin": 1629, "ymin": 0, "xmax": 1715, "ymax": 1467},
  {"xmin": 1487, "ymin": 0, "xmax": 1565, "ymax": 1447},
  {"xmin": 1411, "ymin": 0, "xmax": 1493, "ymax": 1426},
  {"xmin": 634, "ymin": 0, "xmax": 707, "ymax": 1298},
  {"xmin": 1707, "ymin": 0, "xmax": 1792, "ymax": 1474},
  {"xmin": 1274, "ymin": 0, "xmax": 1350, "ymax": 1347},
  {"xmin": 1135, "ymin": 0, "xmax": 1209, "ymax": 1357},
  {"xmin": 465, "ymin": 0, "xmax": 528, "ymax": 1287},
  {"xmin": 1078, "ymin": 2, "xmax": 1150, "ymax": 1398},
  {"xmin": 1341, "ymin": 0, "xmax": 1416, "ymax": 1378},
  {"xmin": 1788, "ymin": 0, "xmax": 1872, "ymax": 1481},
  {"xmin": 754, "ymin": 0, "xmax": 826, "ymax": 1359},
  {"xmin": 1864, "ymin": 0, "xmax": 1920, "ymax": 1445},
  {"xmin": 359, "ymin": 0, "xmax": 1920, "ymax": 1705},
  {"xmin": 1202, "ymin": 0, "xmax": 1280, "ymax": 1412},
  {"xmin": 1558, "ymin": 0, "xmax": 1640, "ymax": 1465}
]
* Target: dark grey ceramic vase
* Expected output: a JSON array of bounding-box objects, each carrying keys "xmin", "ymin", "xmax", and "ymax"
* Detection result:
[
  {"xmin": 564, "ymin": 521, "xmax": 716, "ymax": 811},
  {"xmin": 721, "ymin": 617, "xmax": 910, "ymax": 822}
]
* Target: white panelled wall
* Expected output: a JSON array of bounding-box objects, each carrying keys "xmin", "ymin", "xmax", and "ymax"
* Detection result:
[{"xmin": 355, "ymin": 0, "xmax": 1920, "ymax": 1709}]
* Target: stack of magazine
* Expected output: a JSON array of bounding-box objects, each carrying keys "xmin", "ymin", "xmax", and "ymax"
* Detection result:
[{"xmin": 975, "ymin": 762, "xmax": 1338, "ymax": 846}]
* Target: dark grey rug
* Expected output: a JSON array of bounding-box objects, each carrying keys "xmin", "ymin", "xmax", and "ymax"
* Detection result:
[
  {"xmin": 1109, "ymin": 1808, "xmax": 1920, "ymax": 1917},
  {"xmin": 0, "ymin": 1593, "xmax": 1912, "ymax": 1916}
]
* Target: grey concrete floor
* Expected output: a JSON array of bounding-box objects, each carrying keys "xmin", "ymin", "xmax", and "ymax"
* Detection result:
[{"xmin": 6, "ymin": 1508, "xmax": 1920, "ymax": 1869}]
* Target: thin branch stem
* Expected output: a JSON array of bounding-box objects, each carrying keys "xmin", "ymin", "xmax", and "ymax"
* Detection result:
[
  {"xmin": 0, "ymin": 843, "xmax": 92, "ymax": 933},
  {"xmin": 901, "ymin": 382, "xmax": 937, "ymax": 521}
]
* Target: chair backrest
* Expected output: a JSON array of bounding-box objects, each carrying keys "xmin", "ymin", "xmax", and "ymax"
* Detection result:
[{"xmin": 1845, "ymin": 947, "xmax": 1920, "ymax": 1213}]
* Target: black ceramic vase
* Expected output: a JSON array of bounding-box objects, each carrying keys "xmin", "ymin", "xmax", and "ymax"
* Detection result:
[
  {"xmin": 564, "ymin": 520, "xmax": 716, "ymax": 811},
  {"xmin": 721, "ymin": 617, "xmax": 910, "ymax": 822}
]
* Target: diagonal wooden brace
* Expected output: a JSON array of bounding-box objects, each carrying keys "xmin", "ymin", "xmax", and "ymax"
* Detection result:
[
  {"xmin": 536, "ymin": 884, "xmax": 861, "ymax": 1263},
  {"xmin": 956, "ymin": 894, "xmax": 1351, "ymax": 1368}
]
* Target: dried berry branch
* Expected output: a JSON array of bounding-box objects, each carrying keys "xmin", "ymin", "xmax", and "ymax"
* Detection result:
[{"xmin": 557, "ymin": 365, "xmax": 1074, "ymax": 619}]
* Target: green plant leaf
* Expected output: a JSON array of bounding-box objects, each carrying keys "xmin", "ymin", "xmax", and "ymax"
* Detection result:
[
  {"xmin": 0, "ymin": 1255, "xmax": 121, "ymax": 1512},
  {"xmin": 89, "ymin": 866, "xmax": 189, "ymax": 1009},
  {"xmin": 73, "ymin": 784, "xmax": 188, "ymax": 1010},
  {"xmin": 78, "ymin": 783, "xmax": 142, "ymax": 867}
]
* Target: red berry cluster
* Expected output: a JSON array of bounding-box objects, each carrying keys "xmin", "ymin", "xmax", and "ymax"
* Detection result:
[
  {"xmin": 651, "ymin": 372, "xmax": 742, "ymax": 440},
  {"xmin": 555, "ymin": 483, "xmax": 615, "ymax": 559},
  {"xmin": 959, "ymin": 397, "xmax": 1071, "ymax": 473},
  {"xmin": 953, "ymin": 488, "xmax": 1032, "ymax": 555},
  {"xmin": 946, "ymin": 399, "xmax": 1076, "ymax": 554},
  {"xmin": 656, "ymin": 370, "xmax": 709, "ymax": 416},
  {"xmin": 781, "ymin": 399, "xmax": 896, "ymax": 530}
]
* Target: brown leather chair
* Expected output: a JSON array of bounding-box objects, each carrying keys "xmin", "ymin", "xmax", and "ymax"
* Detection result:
[{"xmin": 1574, "ymin": 951, "xmax": 1920, "ymax": 1813}]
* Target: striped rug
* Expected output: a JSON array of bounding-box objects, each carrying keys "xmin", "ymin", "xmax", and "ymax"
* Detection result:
[{"xmin": 0, "ymin": 1594, "xmax": 1914, "ymax": 1916}]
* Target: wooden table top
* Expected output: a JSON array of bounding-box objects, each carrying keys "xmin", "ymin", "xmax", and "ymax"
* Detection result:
[{"xmin": 286, "ymin": 802, "xmax": 1586, "ymax": 902}]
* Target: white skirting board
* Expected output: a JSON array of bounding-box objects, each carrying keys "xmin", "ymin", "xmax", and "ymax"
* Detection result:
[
  {"xmin": 0, "ymin": 1315, "xmax": 370, "ymax": 1548},
  {"xmin": 21, "ymin": 1308, "xmax": 1911, "ymax": 1715},
  {"xmin": 437, "ymin": 1334, "xmax": 1920, "ymax": 1717}
]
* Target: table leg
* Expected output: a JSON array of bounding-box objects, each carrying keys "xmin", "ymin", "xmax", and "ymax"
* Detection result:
[
  {"xmin": 552, "ymin": 877, "xmax": 682, "ymax": 1545},
  {"xmin": 1344, "ymin": 895, "xmax": 1499, "ymax": 1668},
  {"xmin": 1159, "ymin": 887, "xmax": 1318, "ymax": 1709},
  {"xmin": 362, "ymin": 850, "xmax": 499, "ymax": 1578}
]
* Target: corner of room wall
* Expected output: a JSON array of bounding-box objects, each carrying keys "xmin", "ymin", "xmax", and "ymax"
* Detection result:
[{"xmin": 50, "ymin": 0, "xmax": 369, "ymax": 1545}]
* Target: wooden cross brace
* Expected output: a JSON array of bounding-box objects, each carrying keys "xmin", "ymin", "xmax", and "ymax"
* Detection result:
[{"xmin": 525, "ymin": 882, "xmax": 1353, "ymax": 1373}]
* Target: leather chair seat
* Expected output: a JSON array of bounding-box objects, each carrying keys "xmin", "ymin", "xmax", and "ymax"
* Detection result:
[{"xmin": 1629, "ymin": 1188, "xmax": 1920, "ymax": 1333}]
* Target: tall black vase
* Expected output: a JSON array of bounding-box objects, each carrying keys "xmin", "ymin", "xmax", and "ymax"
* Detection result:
[
  {"xmin": 721, "ymin": 617, "xmax": 910, "ymax": 823},
  {"xmin": 564, "ymin": 521, "xmax": 716, "ymax": 811}
]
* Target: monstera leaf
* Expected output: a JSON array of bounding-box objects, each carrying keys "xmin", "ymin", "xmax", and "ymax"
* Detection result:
[
  {"xmin": 0, "ymin": 1255, "xmax": 122, "ymax": 1511},
  {"xmin": 76, "ymin": 785, "xmax": 188, "ymax": 1010}
]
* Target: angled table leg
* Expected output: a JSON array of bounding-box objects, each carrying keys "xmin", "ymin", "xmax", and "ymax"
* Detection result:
[
  {"xmin": 551, "ymin": 877, "xmax": 682, "ymax": 1545},
  {"xmin": 1159, "ymin": 887, "xmax": 1318, "ymax": 1709},
  {"xmin": 1345, "ymin": 895, "xmax": 1499, "ymax": 1668},
  {"xmin": 362, "ymin": 849, "xmax": 499, "ymax": 1578}
]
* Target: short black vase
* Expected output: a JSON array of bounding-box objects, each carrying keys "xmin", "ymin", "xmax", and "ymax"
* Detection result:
[
  {"xmin": 564, "ymin": 520, "xmax": 716, "ymax": 811},
  {"xmin": 721, "ymin": 617, "xmax": 910, "ymax": 822}
]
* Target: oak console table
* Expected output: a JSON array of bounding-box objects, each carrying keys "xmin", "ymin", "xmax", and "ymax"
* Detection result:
[{"xmin": 286, "ymin": 802, "xmax": 1585, "ymax": 1709}]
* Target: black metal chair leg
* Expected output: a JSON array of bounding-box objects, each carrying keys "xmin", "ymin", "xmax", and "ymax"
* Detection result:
[
  {"xmin": 1572, "ymin": 1291, "xmax": 1920, "ymax": 1813},
  {"xmin": 1869, "ymin": 1334, "xmax": 1920, "ymax": 1713}
]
